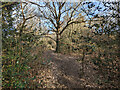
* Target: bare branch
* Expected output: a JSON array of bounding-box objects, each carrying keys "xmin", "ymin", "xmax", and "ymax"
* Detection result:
[
  {"xmin": 60, "ymin": 20, "xmax": 87, "ymax": 35},
  {"xmin": 20, "ymin": 2, "xmax": 26, "ymax": 21},
  {"xmin": 38, "ymin": 7, "xmax": 57, "ymax": 29},
  {"xmin": 61, "ymin": 7, "xmax": 72, "ymax": 14},
  {"xmin": 25, "ymin": 0, "xmax": 46, "ymax": 7},
  {"xmin": 52, "ymin": 2, "xmax": 57, "ymax": 18},
  {"xmin": 69, "ymin": 2, "xmax": 82, "ymax": 22},
  {"xmin": 48, "ymin": 26, "xmax": 57, "ymax": 32},
  {"xmin": 26, "ymin": 15, "xmax": 36, "ymax": 21},
  {"xmin": 23, "ymin": 3, "xmax": 28, "ymax": 10}
]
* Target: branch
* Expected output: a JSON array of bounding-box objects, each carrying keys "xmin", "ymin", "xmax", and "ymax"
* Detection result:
[
  {"xmin": 25, "ymin": 0, "xmax": 46, "ymax": 7},
  {"xmin": 59, "ymin": 2, "xmax": 66, "ymax": 10},
  {"xmin": 58, "ymin": 2, "xmax": 65, "ymax": 21},
  {"xmin": 48, "ymin": 26, "xmax": 57, "ymax": 32},
  {"xmin": 0, "ymin": 2, "xmax": 17, "ymax": 9},
  {"xmin": 52, "ymin": 2, "xmax": 57, "ymax": 18},
  {"xmin": 60, "ymin": 17, "xmax": 103, "ymax": 35},
  {"xmin": 20, "ymin": 3, "xmax": 25, "ymax": 21},
  {"xmin": 69, "ymin": 2, "xmax": 82, "ymax": 21},
  {"xmin": 23, "ymin": 3, "xmax": 28, "ymax": 9},
  {"xmin": 47, "ymin": 4, "xmax": 56, "ymax": 19},
  {"xmin": 38, "ymin": 7, "xmax": 57, "ymax": 29},
  {"xmin": 26, "ymin": 15, "xmax": 36, "ymax": 20},
  {"xmin": 61, "ymin": 7, "xmax": 72, "ymax": 14},
  {"xmin": 60, "ymin": 2, "xmax": 82, "ymax": 33},
  {"xmin": 60, "ymin": 20, "xmax": 87, "ymax": 35}
]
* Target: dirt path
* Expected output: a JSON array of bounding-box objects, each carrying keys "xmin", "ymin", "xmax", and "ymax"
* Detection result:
[
  {"xmin": 32, "ymin": 49, "xmax": 119, "ymax": 88},
  {"xmin": 43, "ymin": 50, "xmax": 96, "ymax": 88}
]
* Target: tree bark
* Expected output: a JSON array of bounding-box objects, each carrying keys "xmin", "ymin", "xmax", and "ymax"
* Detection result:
[{"xmin": 56, "ymin": 33, "xmax": 60, "ymax": 53}]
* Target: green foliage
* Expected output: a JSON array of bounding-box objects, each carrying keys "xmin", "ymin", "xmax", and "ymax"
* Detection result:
[
  {"xmin": 90, "ymin": 34, "xmax": 120, "ymax": 85},
  {"xmin": 2, "ymin": 3, "xmax": 44, "ymax": 88},
  {"xmin": 1, "ymin": 1, "xmax": 120, "ymax": 88},
  {"xmin": 2, "ymin": 32, "xmax": 40, "ymax": 88}
]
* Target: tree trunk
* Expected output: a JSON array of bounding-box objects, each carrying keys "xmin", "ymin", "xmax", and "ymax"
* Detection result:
[{"xmin": 55, "ymin": 33, "xmax": 60, "ymax": 53}]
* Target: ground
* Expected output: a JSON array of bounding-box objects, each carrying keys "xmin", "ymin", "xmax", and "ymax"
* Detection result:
[
  {"xmin": 42, "ymin": 50, "xmax": 101, "ymax": 88},
  {"xmin": 30, "ymin": 50, "xmax": 119, "ymax": 88}
]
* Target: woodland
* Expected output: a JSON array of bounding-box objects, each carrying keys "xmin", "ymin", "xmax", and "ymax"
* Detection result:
[{"xmin": 1, "ymin": 0, "xmax": 120, "ymax": 89}]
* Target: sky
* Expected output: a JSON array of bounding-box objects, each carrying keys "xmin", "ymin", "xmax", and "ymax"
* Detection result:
[
  {"xmin": 7, "ymin": 0, "xmax": 119, "ymax": 34},
  {"xmin": 23, "ymin": 0, "xmax": 119, "ymax": 2},
  {"xmin": 26, "ymin": 1, "xmax": 110, "ymax": 31}
]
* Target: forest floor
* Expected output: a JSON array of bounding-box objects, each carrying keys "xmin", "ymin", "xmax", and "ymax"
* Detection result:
[
  {"xmin": 41, "ymin": 50, "xmax": 101, "ymax": 88},
  {"xmin": 30, "ymin": 50, "xmax": 118, "ymax": 88}
]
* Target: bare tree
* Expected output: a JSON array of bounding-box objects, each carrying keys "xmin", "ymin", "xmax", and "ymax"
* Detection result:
[
  {"xmin": 14, "ymin": 2, "xmax": 38, "ymax": 62},
  {"xmin": 26, "ymin": 1, "xmax": 87, "ymax": 52}
]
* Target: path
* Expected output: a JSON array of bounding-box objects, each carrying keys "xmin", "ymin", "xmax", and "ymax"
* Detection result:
[
  {"xmin": 43, "ymin": 50, "xmax": 97, "ymax": 88},
  {"xmin": 32, "ymin": 49, "xmax": 118, "ymax": 88}
]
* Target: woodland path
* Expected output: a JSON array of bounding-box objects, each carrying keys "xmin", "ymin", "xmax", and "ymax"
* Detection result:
[{"xmin": 43, "ymin": 50, "xmax": 98, "ymax": 88}]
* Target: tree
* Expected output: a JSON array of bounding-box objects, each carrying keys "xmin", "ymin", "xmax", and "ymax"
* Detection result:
[
  {"xmin": 2, "ymin": 2, "xmax": 40, "ymax": 88},
  {"xmin": 81, "ymin": 1, "xmax": 120, "ymax": 35},
  {"xmin": 81, "ymin": 1, "xmax": 120, "ymax": 85},
  {"xmin": 27, "ymin": 1, "xmax": 87, "ymax": 52}
]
